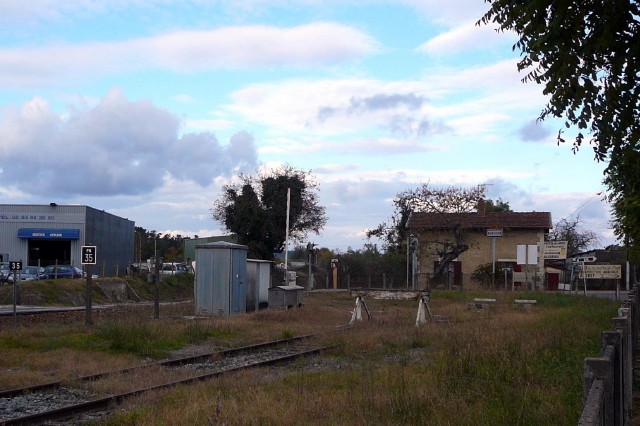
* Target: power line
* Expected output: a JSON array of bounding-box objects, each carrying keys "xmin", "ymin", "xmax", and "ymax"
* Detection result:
[{"xmin": 563, "ymin": 191, "xmax": 604, "ymax": 220}]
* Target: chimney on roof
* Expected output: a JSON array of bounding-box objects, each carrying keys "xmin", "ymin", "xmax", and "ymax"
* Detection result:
[{"xmin": 477, "ymin": 199, "xmax": 486, "ymax": 215}]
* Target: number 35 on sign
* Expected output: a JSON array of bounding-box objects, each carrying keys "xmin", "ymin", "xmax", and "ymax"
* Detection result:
[{"xmin": 82, "ymin": 246, "xmax": 97, "ymax": 265}]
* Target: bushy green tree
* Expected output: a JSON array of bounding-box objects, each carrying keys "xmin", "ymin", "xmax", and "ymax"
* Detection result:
[
  {"xmin": 212, "ymin": 166, "xmax": 327, "ymax": 260},
  {"xmin": 478, "ymin": 1, "xmax": 640, "ymax": 259},
  {"xmin": 604, "ymin": 148, "xmax": 640, "ymax": 260}
]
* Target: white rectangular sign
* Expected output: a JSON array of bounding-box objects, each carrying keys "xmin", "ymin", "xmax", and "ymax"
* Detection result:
[
  {"xmin": 543, "ymin": 241, "xmax": 568, "ymax": 259},
  {"xmin": 517, "ymin": 244, "xmax": 538, "ymax": 265},
  {"xmin": 486, "ymin": 229, "xmax": 503, "ymax": 237},
  {"xmin": 528, "ymin": 244, "xmax": 538, "ymax": 265},
  {"xmin": 579, "ymin": 264, "xmax": 622, "ymax": 279},
  {"xmin": 517, "ymin": 245, "xmax": 526, "ymax": 265}
]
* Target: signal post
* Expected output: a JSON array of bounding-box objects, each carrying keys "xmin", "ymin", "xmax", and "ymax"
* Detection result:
[
  {"xmin": 82, "ymin": 246, "xmax": 97, "ymax": 326},
  {"xmin": 10, "ymin": 260, "xmax": 22, "ymax": 331}
]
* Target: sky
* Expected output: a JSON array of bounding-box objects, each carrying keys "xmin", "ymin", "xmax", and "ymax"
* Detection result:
[{"xmin": 0, "ymin": 0, "xmax": 616, "ymax": 252}]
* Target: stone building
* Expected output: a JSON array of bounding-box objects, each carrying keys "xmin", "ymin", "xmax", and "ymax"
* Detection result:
[{"xmin": 407, "ymin": 200, "xmax": 552, "ymax": 289}]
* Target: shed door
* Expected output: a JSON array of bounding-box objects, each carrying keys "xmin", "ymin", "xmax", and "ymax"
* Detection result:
[{"xmin": 230, "ymin": 249, "xmax": 247, "ymax": 314}]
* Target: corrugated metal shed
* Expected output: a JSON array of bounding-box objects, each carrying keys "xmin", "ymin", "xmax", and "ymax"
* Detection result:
[
  {"xmin": 195, "ymin": 242, "xmax": 247, "ymax": 316},
  {"xmin": 247, "ymin": 259, "xmax": 271, "ymax": 311},
  {"xmin": 268, "ymin": 284, "xmax": 304, "ymax": 308}
]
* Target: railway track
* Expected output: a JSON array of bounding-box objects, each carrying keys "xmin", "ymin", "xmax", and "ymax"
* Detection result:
[{"xmin": 0, "ymin": 334, "xmax": 341, "ymax": 425}]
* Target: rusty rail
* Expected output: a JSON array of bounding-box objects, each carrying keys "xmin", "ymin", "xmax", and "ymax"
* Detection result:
[{"xmin": 1, "ymin": 343, "xmax": 339, "ymax": 425}]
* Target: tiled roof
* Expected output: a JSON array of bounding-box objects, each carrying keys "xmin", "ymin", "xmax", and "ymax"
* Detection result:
[{"xmin": 407, "ymin": 211, "xmax": 552, "ymax": 230}]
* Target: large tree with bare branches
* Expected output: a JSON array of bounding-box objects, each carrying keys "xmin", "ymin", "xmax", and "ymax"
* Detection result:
[
  {"xmin": 367, "ymin": 182, "xmax": 486, "ymax": 246},
  {"xmin": 547, "ymin": 216, "xmax": 600, "ymax": 257},
  {"xmin": 368, "ymin": 184, "xmax": 513, "ymax": 284}
]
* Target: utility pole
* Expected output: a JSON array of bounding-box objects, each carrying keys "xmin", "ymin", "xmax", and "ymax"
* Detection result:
[
  {"xmin": 284, "ymin": 188, "xmax": 291, "ymax": 284},
  {"xmin": 410, "ymin": 236, "xmax": 418, "ymax": 290},
  {"xmin": 154, "ymin": 255, "xmax": 160, "ymax": 319},
  {"xmin": 307, "ymin": 242, "xmax": 316, "ymax": 290}
]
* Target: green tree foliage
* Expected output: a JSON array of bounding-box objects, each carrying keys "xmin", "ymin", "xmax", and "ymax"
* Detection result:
[
  {"xmin": 485, "ymin": 198, "xmax": 512, "ymax": 212},
  {"xmin": 478, "ymin": 1, "xmax": 639, "ymax": 161},
  {"xmin": 478, "ymin": 1, "xmax": 640, "ymax": 258},
  {"xmin": 289, "ymin": 244, "xmax": 309, "ymax": 261},
  {"xmin": 134, "ymin": 227, "xmax": 186, "ymax": 262},
  {"xmin": 470, "ymin": 263, "xmax": 494, "ymax": 289},
  {"xmin": 546, "ymin": 216, "xmax": 600, "ymax": 257},
  {"xmin": 333, "ymin": 244, "xmax": 406, "ymax": 288},
  {"xmin": 604, "ymin": 148, "xmax": 640, "ymax": 260},
  {"xmin": 212, "ymin": 166, "xmax": 327, "ymax": 260},
  {"xmin": 315, "ymin": 247, "xmax": 336, "ymax": 270}
]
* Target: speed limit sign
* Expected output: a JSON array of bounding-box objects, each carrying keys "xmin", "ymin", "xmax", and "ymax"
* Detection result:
[{"xmin": 82, "ymin": 246, "xmax": 97, "ymax": 265}]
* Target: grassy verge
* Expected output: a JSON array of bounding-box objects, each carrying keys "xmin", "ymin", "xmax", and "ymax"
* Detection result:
[
  {"xmin": 0, "ymin": 290, "xmax": 618, "ymax": 424},
  {"xmin": 0, "ymin": 274, "xmax": 194, "ymax": 306}
]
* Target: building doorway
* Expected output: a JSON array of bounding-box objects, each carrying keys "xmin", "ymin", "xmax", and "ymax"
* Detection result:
[{"xmin": 28, "ymin": 240, "xmax": 71, "ymax": 266}]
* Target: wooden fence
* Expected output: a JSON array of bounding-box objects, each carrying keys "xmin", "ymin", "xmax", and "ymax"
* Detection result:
[{"xmin": 579, "ymin": 285, "xmax": 639, "ymax": 425}]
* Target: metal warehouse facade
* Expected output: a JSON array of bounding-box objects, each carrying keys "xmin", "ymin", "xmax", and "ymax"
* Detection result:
[{"xmin": 0, "ymin": 204, "xmax": 134, "ymax": 276}]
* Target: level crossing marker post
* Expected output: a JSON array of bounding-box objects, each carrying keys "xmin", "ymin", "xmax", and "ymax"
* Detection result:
[
  {"xmin": 10, "ymin": 260, "xmax": 22, "ymax": 331},
  {"xmin": 82, "ymin": 246, "xmax": 97, "ymax": 326}
]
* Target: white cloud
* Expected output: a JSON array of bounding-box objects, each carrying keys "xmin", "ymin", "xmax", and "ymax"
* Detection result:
[
  {"xmin": 316, "ymin": 167, "xmax": 533, "ymax": 187},
  {"xmin": 417, "ymin": 20, "xmax": 515, "ymax": 56},
  {"xmin": 172, "ymin": 94, "xmax": 195, "ymax": 103},
  {"xmin": 0, "ymin": 0, "xmax": 617, "ymax": 251},
  {"xmin": 224, "ymin": 78, "xmax": 442, "ymax": 138},
  {"xmin": 0, "ymin": 23, "xmax": 378, "ymax": 87},
  {"xmin": 146, "ymin": 23, "xmax": 378, "ymax": 71},
  {"xmin": 0, "ymin": 89, "xmax": 258, "ymax": 197},
  {"xmin": 215, "ymin": 60, "xmax": 545, "ymax": 152},
  {"xmin": 400, "ymin": 0, "xmax": 492, "ymax": 26}
]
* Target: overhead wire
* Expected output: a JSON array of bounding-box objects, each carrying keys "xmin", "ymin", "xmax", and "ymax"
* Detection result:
[{"xmin": 561, "ymin": 190, "xmax": 604, "ymax": 221}]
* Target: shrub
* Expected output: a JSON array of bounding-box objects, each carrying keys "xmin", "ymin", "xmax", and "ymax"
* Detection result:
[{"xmin": 470, "ymin": 263, "xmax": 493, "ymax": 288}]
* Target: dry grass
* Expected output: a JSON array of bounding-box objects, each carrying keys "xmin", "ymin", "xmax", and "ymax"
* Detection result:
[{"xmin": 0, "ymin": 290, "xmax": 618, "ymax": 425}]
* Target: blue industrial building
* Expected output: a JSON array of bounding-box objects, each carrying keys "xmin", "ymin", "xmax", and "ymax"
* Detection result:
[{"xmin": 0, "ymin": 204, "xmax": 134, "ymax": 276}]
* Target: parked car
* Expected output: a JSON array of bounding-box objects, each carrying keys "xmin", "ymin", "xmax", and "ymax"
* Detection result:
[
  {"xmin": 160, "ymin": 262, "xmax": 189, "ymax": 276},
  {"xmin": 8, "ymin": 265, "xmax": 46, "ymax": 282},
  {"xmin": 82, "ymin": 270, "xmax": 99, "ymax": 279},
  {"xmin": 128, "ymin": 263, "xmax": 151, "ymax": 275},
  {"xmin": 43, "ymin": 265, "xmax": 82, "ymax": 279},
  {"xmin": 0, "ymin": 262, "xmax": 9, "ymax": 283}
]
